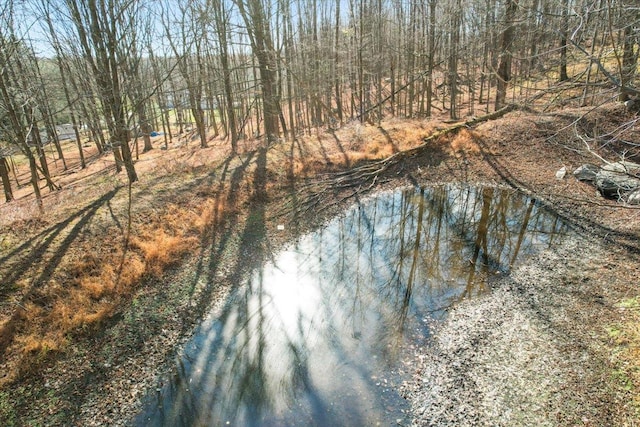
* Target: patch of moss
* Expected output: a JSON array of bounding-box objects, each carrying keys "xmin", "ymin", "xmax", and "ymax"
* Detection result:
[
  {"xmin": 611, "ymin": 368, "xmax": 635, "ymax": 392},
  {"xmin": 607, "ymin": 314, "xmax": 640, "ymax": 419},
  {"xmin": 617, "ymin": 297, "xmax": 640, "ymax": 309},
  {"xmin": 0, "ymin": 390, "xmax": 18, "ymax": 426},
  {"xmin": 607, "ymin": 325, "xmax": 623, "ymax": 340}
]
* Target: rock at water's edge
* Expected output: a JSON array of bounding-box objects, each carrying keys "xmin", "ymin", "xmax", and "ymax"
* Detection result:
[
  {"xmin": 594, "ymin": 161, "xmax": 640, "ymax": 199},
  {"xmin": 626, "ymin": 188, "xmax": 640, "ymax": 205},
  {"xmin": 573, "ymin": 164, "xmax": 599, "ymax": 183}
]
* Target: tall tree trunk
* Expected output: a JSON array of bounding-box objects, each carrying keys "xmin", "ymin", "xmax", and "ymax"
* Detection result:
[
  {"xmin": 116, "ymin": 127, "xmax": 137, "ymax": 183},
  {"xmin": 138, "ymin": 103, "xmax": 153, "ymax": 152},
  {"xmin": 236, "ymin": 0, "xmax": 281, "ymax": 143},
  {"xmin": 495, "ymin": 0, "xmax": 518, "ymax": 110},
  {"xmin": 620, "ymin": 5, "xmax": 638, "ymax": 101},
  {"xmin": 449, "ymin": 0, "xmax": 461, "ymax": 120},
  {"xmin": 407, "ymin": 1, "xmax": 416, "ymax": 118},
  {"xmin": 334, "ymin": 0, "xmax": 343, "ymax": 125},
  {"xmin": 0, "ymin": 157, "xmax": 13, "ymax": 202},
  {"xmin": 559, "ymin": 0, "xmax": 569, "ymax": 82},
  {"xmin": 212, "ymin": 0, "xmax": 239, "ymax": 151},
  {"xmin": 426, "ymin": 0, "xmax": 437, "ymax": 117},
  {"xmin": 28, "ymin": 153, "xmax": 44, "ymax": 213},
  {"xmin": 32, "ymin": 124, "xmax": 55, "ymax": 192},
  {"xmin": 528, "ymin": 0, "xmax": 541, "ymax": 75},
  {"xmin": 195, "ymin": 52, "xmax": 208, "ymax": 148},
  {"xmin": 283, "ymin": 0, "xmax": 296, "ymax": 136}
]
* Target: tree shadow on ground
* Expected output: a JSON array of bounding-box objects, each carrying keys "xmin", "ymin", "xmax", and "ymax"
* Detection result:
[
  {"xmin": 375, "ymin": 126, "xmax": 400, "ymax": 153},
  {"xmin": 0, "ymin": 187, "xmax": 121, "ymax": 360},
  {"xmin": 29, "ymin": 145, "xmax": 269, "ymax": 422},
  {"xmin": 181, "ymin": 149, "xmax": 264, "ymax": 325},
  {"xmin": 132, "ymin": 146, "xmax": 385, "ymax": 426}
]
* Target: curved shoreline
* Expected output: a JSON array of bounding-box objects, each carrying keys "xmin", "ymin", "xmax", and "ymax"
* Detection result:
[{"xmin": 403, "ymin": 236, "xmax": 631, "ymax": 426}]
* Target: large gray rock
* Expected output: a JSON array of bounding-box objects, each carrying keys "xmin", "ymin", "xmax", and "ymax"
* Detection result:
[
  {"xmin": 573, "ymin": 164, "xmax": 599, "ymax": 183},
  {"xmin": 595, "ymin": 161, "xmax": 640, "ymax": 198},
  {"xmin": 626, "ymin": 189, "xmax": 640, "ymax": 205}
]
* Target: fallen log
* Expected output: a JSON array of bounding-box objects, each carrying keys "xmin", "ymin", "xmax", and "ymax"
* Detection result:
[
  {"xmin": 283, "ymin": 104, "xmax": 519, "ymax": 217},
  {"xmin": 337, "ymin": 104, "xmax": 518, "ymax": 182}
]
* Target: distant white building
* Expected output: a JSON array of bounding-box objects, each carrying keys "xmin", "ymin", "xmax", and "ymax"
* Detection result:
[{"xmin": 55, "ymin": 124, "xmax": 76, "ymax": 141}]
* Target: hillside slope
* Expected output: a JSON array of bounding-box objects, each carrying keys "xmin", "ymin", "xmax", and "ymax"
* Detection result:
[{"xmin": 1, "ymin": 103, "xmax": 639, "ymax": 425}]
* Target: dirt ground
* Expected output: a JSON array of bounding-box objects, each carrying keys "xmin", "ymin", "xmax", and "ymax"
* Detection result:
[{"xmin": 1, "ymin": 103, "xmax": 640, "ymax": 425}]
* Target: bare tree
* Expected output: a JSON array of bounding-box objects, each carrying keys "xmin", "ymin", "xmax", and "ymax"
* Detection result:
[
  {"xmin": 210, "ymin": 0, "xmax": 239, "ymax": 151},
  {"xmin": 448, "ymin": 0, "xmax": 463, "ymax": 119},
  {"xmin": 619, "ymin": 0, "xmax": 639, "ymax": 101},
  {"xmin": 234, "ymin": 0, "xmax": 281, "ymax": 143},
  {"xmin": 495, "ymin": 0, "xmax": 518, "ymax": 109},
  {"xmin": 59, "ymin": 0, "xmax": 141, "ymax": 183},
  {"xmin": 0, "ymin": 154, "xmax": 13, "ymax": 202},
  {"xmin": 559, "ymin": 0, "xmax": 570, "ymax": 82}
]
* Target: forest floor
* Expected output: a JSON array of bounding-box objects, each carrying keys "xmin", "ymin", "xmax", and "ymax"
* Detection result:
[{"xmin": 1, "ymin": 102, "xmax": 640, "ymax": 425}]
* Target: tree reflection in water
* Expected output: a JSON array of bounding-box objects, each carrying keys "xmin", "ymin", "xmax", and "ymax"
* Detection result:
[{"xmin": 136, "ymin": 185, "xmax": 569, "ymax": 427}]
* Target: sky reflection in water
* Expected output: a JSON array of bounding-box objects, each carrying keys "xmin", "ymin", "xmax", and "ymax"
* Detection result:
[{"xmin": 136, "ymin": 185, "xmax": 569, "ymax": 426}]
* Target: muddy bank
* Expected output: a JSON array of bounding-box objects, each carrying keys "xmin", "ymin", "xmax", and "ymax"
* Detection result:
[{"xmin": 402, "ymin": 235, "xmax": 634, "ymax": 426}]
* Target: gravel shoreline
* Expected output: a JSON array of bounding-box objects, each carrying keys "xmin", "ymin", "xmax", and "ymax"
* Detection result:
[{"xmin": 402, "ymin": 235, "xmax": 631, "ymax": 426}]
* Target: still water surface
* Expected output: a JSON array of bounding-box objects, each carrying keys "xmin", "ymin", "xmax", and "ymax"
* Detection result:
[{"xmin": 136, "ymin": 185, "xmax": 569, "ymax": 426}]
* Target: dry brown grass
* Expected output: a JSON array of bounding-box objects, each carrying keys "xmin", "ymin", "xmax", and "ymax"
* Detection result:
[
  {"xmin": 49, "ymin": 295, "xmax": 113, "ymax": 334},
  {"xmin": 0, "ymin": 252, "xmax": 149, "ymax": 384},
  {"xmin": 133, "ymin": 230, "xmax": 197, "ymax": 278},
  {"xmin": 449, "ymin": 129, "xmax": 483, "ymax": 155},
  {"xmin": 1, "ymin": 190, "xmax": 238, "ymax": 383},
  {"xmin": 267, "ymin": 119, "xmax": 433, "ymax": 180},
  {"xmin": 192, "ymin": 198, "xmax": 231, "ymax": 235},
  {"xmin": 17, "ymin": 334, "xmax": 62, "ymax": 356}
]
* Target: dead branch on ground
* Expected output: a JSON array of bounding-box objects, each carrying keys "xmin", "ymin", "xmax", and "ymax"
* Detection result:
[{"xmin": 279, "ymin": 104, "xmax": 518, "ymax": 219}]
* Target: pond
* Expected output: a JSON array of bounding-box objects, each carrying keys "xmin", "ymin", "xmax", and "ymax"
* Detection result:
[{"xmin": 135, "ymin": 185, "xmax": 569, "ymax": 426}]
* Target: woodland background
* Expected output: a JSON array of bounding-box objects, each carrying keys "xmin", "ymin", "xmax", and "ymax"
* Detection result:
[{"xmin": 0, "ymin": 0, "xmax": 638, "ymax": 208}]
